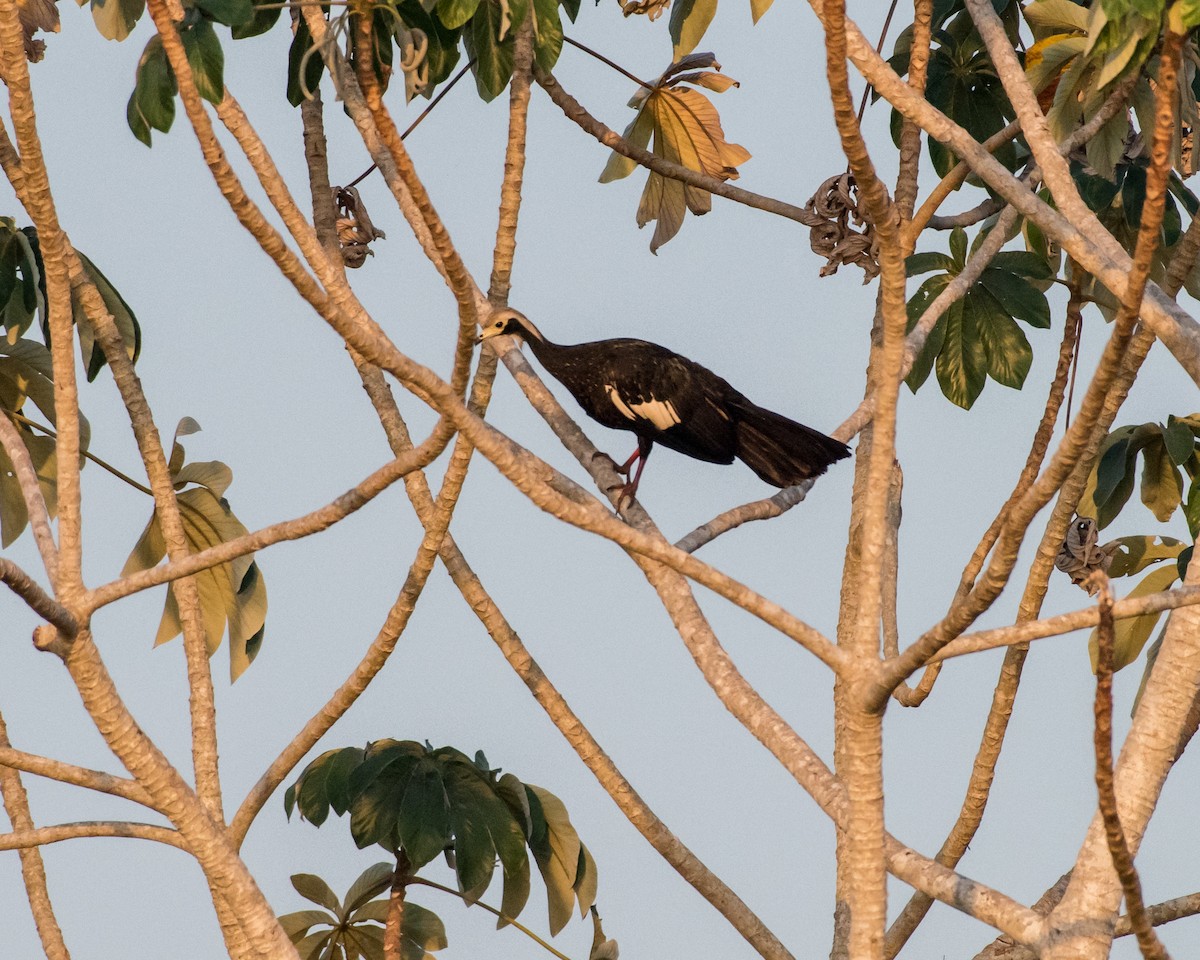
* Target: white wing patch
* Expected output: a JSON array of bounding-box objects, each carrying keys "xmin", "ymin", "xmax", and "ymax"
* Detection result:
[
  {"xmin": 605, "ymin": 384, "xmax": 637, "ymax": 421},
  {"xmin": 631, "ymin": 397, "xmax": 682, "ymax": 430},
  {"xmin": 605, "ymin": 384, "xmax": 681, "ymax": 430}
]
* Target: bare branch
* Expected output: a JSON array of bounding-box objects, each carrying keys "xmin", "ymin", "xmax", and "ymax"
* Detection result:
[
  {"xmin": 0, "ymin": 712, "xmax": 69, "ymax": 960},
  {"xmin": 1092, "ymin": 577, "xmax": 1169, "ymax": 960},
  {"xmin": 0, "ymin": 559, "xmax": 76, "ymax": 637},
  {"xmin": 0, "ymin": 821, "xmax": 186, "ymax": 852},
  {"xmin": 0, "ymin": 745, "xmax": 151, "ymax": 807}
]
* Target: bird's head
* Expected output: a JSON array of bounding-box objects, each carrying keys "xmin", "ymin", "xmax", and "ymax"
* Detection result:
[{"xmin": 476, "ymin": 308, "xmax": 545, "ymax": 345}]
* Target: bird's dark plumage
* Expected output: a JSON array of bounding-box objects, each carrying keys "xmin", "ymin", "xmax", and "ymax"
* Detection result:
[{"xmin": 479, "ymin": 309, "xmax": 850, "ymax": 503}]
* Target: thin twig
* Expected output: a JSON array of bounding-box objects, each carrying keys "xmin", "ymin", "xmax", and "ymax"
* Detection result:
[
  {"xmin": 1093, "ymin": 576, "xmax": 1169, "ymax": 960},
  {"xmin": 343, "ymin": 58, "xmax": 476, "ymax": 190},
  {"xmin": 563, "ymin": 34, "xmax": 653, "ymax": 90}
]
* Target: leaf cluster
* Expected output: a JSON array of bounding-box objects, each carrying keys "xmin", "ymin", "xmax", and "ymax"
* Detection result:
[
  {"xmin": 888, "ymin": 0, "xmax": 1022, "ymax": 179},
  {"xmin": 284, "ymin": 740, "xmax": 598, "ymax": 935},
  {"xmin": 121, "ymin": 417, "xmax": 267, "ymax": 680},
  {"xmin": 1080, "ymin": 415, "xmax": 1200, "ymax": 530},
  {"xmin": 280, "ymin": 864, "xmax": 448, "ymax": 960},
  {"xmin": 905, "ymin": 226, "xmax": 1052, "ymax": 409},
  {"xmin": 600, "ymin": 53, "xmax": 750, "ymax": 253}
]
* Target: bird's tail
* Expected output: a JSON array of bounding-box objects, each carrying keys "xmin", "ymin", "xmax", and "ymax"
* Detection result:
[{"xmin": 730, "ymin": 397, "xmax": 851, "ymax": 488}]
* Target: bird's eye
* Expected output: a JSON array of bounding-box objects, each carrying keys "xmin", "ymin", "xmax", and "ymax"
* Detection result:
[{"xmin": 1077, "ymin": 520, "xmax": 1089, "ymax": 531}]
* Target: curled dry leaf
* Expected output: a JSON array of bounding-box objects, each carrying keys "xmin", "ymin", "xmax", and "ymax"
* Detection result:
[
  {"xmin": 16, "ymin": 0, "xmax": 59, "ymax": 62},
  {"xmin": 618, "ymin": 0, "xmax": 670, "ymax": 20},
  {"xmin": 599, "ymin": 55, "xmax": 750, "ymax": 253},
  {"xmin": 333, "ymin": 186, "xmax": 387, "ymax": 269},
  {"xmin": 1055, "ymin": 515, "xmax": 1120, "ymax": 595},
  {"xmin": 804, "ymin": 173, "xmax": 879, "ymax": 282}
]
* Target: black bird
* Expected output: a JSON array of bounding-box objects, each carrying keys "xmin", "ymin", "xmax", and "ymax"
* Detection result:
[{"xmin": 478, "ymin": 309, "xmax": 851, "ymax": 505}]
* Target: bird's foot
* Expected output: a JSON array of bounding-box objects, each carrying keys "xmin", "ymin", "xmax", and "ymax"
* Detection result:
[{"xmin": 607, "ymin": 480, "xmax": 638, "ymax": 512}]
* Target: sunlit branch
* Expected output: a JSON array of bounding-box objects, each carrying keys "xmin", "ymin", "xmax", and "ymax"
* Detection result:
[
  {"xmin": 0, "ymin": 712, "xmax": 69, "ymax": 960},
  {"xmin": 0, "ymin": 821, "xmax": 186, "ymax": 852},
  {"xmin": 0, "ymin": 745, "xmax": 152, "ymax": 807},
  {"xmin": 0, "ymin": 559, "xmax": 76, "ymax": 637},
  {"xmin": 930, "ymin": 586, "xmax": 1200, "ymax": 663}
]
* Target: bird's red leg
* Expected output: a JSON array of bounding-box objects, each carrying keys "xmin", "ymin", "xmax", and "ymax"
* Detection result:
[{"xmin": 610, "ymin": 438, "xmax": 653, "ymax": 509}]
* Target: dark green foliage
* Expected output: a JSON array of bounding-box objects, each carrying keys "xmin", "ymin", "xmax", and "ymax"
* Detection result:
[
  {"xmin": 127, "ymin": 36, "xmax": 177, "ymax": 146},
  {"xmin": 286, "ymin": 740, "xmax": 598, "ymax": 932},
  {"xmin": 1083, "ymin": 416, "xmax": 1200, "ymax": 529},
  {"xmin": 287, "ymin": 17, "xmax": 326, "ymax": 107},
  {"xmin": 888, "ymin": 0, "xmax": 1019, "ymax": 179},
  {"xmin": 905, "ymin": 228, "xmax": 1052, "ymax": 408}
]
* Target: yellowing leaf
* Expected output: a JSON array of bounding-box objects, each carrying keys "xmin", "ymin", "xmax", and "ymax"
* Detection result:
[
  {"xmin": 636, "ymin": 84, "xmax": 749, "ymax": 252},
  {"xmin": 1088, "ymin": 564, "xmax": 1181, "ymax": 672}
]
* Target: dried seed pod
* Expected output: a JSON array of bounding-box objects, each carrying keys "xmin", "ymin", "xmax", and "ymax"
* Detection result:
[
  {"xmin": 804, "ymin": 173, "xmax": 879, "ymax": 282},
  {"xmin": 332, "ymin": 186, "xmax": 386, "ymax": 269},
  {"xmin": 1055, "ymin": 516, "xmax": 1120, "ymax": 595}
]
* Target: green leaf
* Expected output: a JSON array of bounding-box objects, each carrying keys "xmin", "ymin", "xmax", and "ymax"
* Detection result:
[
  {"xmin": 935, "ymin": 299, "xmax": 986, "ymax": 409},
  {"xmin": 292, "ymin": 874, "xmax": 343, "ymax": 914},
  {"xmin": 1089, "ymin": 564, "xmax": 1180, "ymax": 671},
  {"xmin": 128, "ymin": 35, "xmax": 177, "ymax": 144},
  {"xmin": 978, "ymin": 267, "xmax": 1051, "ymax": 328},
  {"xmin": 905, "ymin": 314, "xmax": 946, "ymax": 394},
  {"xmin": 669, "ymin": 0, "xmax": 717, "ymax": 60},
  {"xmin": 294, "ymin": 929, "xmax": 334, "ymax": 960},
  {"xmin": 231, "ymin": 0, "xmax": 280, "ymax": 35},
  {"xmin": 969, "ymin": 287, "xmax": 1032, "ymax": 389},
  {"xmin": 1164, "ymin": 418, "xmax": 1196, "ymax": 465},
  {"xmin": 531, "ymin": 0, "xmax": 562, "ymax": 72},
  {"xmin": 279, "ymin": 909, "xmax": 336, "ymax": 939},
  {"xmin": 90, "ymin": 0, "xmax": 145, "ymax": 41},
  {"xmin": 287, "ymin": 17, "xmax": 325, "ymax": 107},
  {"xmin": 194, "ymin": 0, "xmax": 254, "ymax": 26},
  {"xmin": 905, "ymin": 251, "xmax": 956, "ymax": 276},
  {"xmin": 1140, "ymin": 437, "xmax": 1184, "ymax": 521},
  {"xmin": 948, "ymin": 225, "xmax": 967, "ymax": 268},
  {"xmin": 436, "ymin": 0, "xmax": 481, "ymax": 29},
  {"xmin": 73, "ymin": 252, "xmax": 141, "ymax": 381},
  {"xmin": 181, "ymin": 17, "xmax": 225, "ymax": 105},
  {"xmin": 400, "ymin": 903, "xmax": 448, "ymax": 960},
  {"xmin": 463, "ymin": 0, "xmax": 513, "ymax": 100},
  {"xmin": 344, "ymin": 864, "xmax": 394, "ymax": 915},
  {"xmin": 397, "ymin": 760, "xmax": 452, "ymax": 867}
]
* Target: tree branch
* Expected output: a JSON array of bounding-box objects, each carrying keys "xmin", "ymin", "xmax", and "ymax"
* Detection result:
[{"xmin": 0, "ymin": 712, "xmax": 69, "ymax": 960}]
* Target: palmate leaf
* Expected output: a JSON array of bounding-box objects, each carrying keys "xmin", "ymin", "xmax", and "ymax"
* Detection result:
[
  {"xmin": 1106, "ymin": 535, "xmax": 1186, "ymax": 578},
  {"xmin": 127, "ymin": 35, "xmax": 177, "ymax": 146},
  {"xmin": 1081, "ymin": 419, "xmax": 1200, "ymax": 527},
  {"xmin": 286, "ymin": 743, "xmax": 596, "ymax": 935},
  {"xmin": 601, "ymin": 56, "xmax": 749, "ymax": 253},
  {"xmin": 121, "ymin": 418, "xmax": 267, "ymax": 680}
]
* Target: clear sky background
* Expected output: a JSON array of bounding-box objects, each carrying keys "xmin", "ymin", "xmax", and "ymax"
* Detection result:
[{"xmin": 2, "ymin": 1, "xmax": 1199, "ymax": 958}]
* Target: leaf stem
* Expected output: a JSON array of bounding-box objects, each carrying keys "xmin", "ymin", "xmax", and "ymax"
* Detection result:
[
  {"xmin": 344, "ymin": 58, "xmax": 477, "ymax": 190},
  {"xmin": 405, "ymin": 877, "xmax": 576, "ymax": 960},
  {"xmin": 563, "ymin": 35, "xmax": 653, "ymax": 90},
  {"xmin": 9, "ymin": 411, "xmax": 153, "ymax": 497}
]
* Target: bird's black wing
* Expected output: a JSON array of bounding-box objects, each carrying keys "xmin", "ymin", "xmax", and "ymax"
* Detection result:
[{"xmin": 591, "ymin": 347, "xmax": 739, "ymax": 464}]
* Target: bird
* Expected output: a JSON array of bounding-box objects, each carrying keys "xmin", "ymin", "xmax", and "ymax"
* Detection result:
[{"xmin": 477, "ymin": 308, "xmax": 851, "ymax": 506}]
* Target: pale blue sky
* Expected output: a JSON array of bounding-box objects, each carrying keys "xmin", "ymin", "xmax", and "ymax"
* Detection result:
[{"xmin": 2, "ymin": 2, "xmax": 1199, "ymax": 958}]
